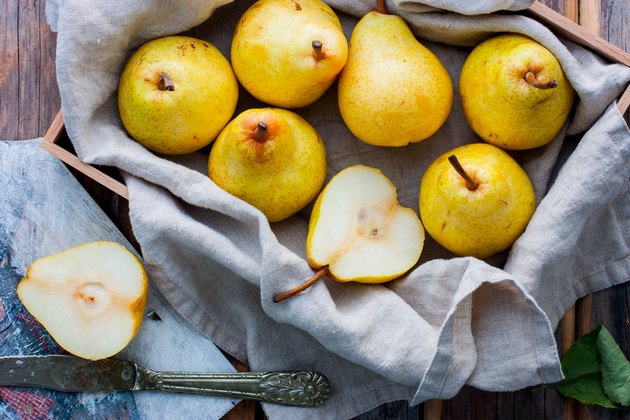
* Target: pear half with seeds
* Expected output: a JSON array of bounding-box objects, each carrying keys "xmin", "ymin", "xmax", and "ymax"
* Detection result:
[
  {"xmin": 17, "ymin": 241, "xmax": 148, "ymax": 360},
  {"xmin": 274, "ymin": 165, "xmax": 424, "ymax": 302}
]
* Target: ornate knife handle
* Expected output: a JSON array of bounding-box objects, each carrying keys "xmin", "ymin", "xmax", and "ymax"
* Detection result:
[{"xmin": 137, "ymin": 368, "xmax": 330, "ymax": 407}]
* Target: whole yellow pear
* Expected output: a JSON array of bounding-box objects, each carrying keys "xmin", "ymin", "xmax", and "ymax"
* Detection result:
[
  {"xmin": 231, "ymin": 0, "xmax": 348, "ymax": 108},
  {"xmin": 419, "ymin": 143, "xmax": 535, "ymax": 259},
  {"xmin": 460, "ymin": 34, "xmax": 575, "ymax": 150},
  {"xmin": 338, "ymin": 7, "xmax": 453, "ymax": 147},
  {"xmin": 118, "ymin": 36, "xmax": 238, "ymax": 155},
  {"xmin": 208, "ymin": 108, "xmax": 327, "ymax": 222}
]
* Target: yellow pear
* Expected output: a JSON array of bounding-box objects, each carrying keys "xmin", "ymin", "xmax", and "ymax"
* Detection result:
[
  {"xmin": 274, "ymin": 165, "xmax": 424, "ymax": 302},
  {"xmin": 419, "ymin": 143, "xmax": 535, "ymax": 259},
  {"xmin": 17, "ymin": 241, "xmax": 148, "ymax": 360},
  {"xmin": 460, "ymin": 34, "xmax": 575, "ymax": 150},
  {"xmin": 118, "ymin": 36, "xmax": 238, "ymax": 155},
  {"xmin": 208, "ymin": 108, "xmax": 327, "ymax": 222},
  {"xmin": 338, "ymin": 3, "xmax": 453, "ymax": 147},
  {"xmin": 231, "ymin": 0, "xmax": 348, "ymax": 108}
]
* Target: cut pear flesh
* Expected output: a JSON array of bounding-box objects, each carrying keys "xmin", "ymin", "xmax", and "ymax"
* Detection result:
[
  {"xmin": 307, "ymin": 165, "xmax": 424, "ymax": 283},
  {"xmin": 17, "ymin": 241, "xmax": 148, "ymax": 360}
]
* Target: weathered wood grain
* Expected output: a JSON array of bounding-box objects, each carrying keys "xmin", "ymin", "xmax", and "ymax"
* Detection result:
[
  {"xmin": 38, "ymin": 3, "xmax": 60, "ymax": 136},
  {"xmin": 17, "ymin": 0, "xmax": 39, "ymax": 139},
  {"xmin": 0, "ymin": 0, "xmax": 19, "ymax": 140}
]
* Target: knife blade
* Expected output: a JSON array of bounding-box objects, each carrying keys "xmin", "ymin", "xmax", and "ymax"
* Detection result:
[{"xmin": 0, "ymin": 355, "xmax": 330, "ymax": 407}]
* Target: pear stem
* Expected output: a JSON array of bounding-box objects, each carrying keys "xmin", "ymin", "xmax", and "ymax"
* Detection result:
[
  {"xmin": 448, "ymin": 155, "xmax": 479, "ymax": 191},
  {"xmin": 525, "ymin": 70, "xmax": 557, "ymax": 89},
  {"xmin": 312, "ymin": 40, "xmax": 325, "ymax": 60},
  {"xmin": 157, "ymin": 72, "xmax": 175, "ymax": 91},
  {"xmin": 253, "ymin": 121, "xmax": 268, "ymax": 143},
  {"xmin": 273, "ymin": 266, "xmax": 330, "ymax": 303},
  {"xmin": 376, "ymin": 0, "xmax": 388, "ymax": 14}
]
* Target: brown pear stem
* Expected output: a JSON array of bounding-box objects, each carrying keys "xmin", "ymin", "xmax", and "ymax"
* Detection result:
[
  {"xmin": 376, "ymin": 0, "xmax": 388, "ymax": 14},
  {"xmin": 157, "ymin": 72, "xmax": 175, "ymax": 91},
  {"xmin": 253, "ymin": 121, "xmax": 268, "ymax": 143},
  {"xmin": 273, "ymin": 266, "xmax": 330, "ymax": 303},
  {"xmin": 312, "ymin": 40, "xmax": 325, "ymax": 61},
  {"xmin": 448, "ymin": 155, "xmax": 479, "ymax": 191},
  {"xmin": 524, "ymin": 70, "xmax": 557, "ymax": 89}
]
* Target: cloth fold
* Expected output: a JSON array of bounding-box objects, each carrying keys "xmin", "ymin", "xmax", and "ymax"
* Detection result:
[{"xmin": 46, "ymin": 0, "xmax": 630, "ymax": 418}]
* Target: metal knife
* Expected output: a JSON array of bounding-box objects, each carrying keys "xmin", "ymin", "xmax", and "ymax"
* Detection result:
[{"xmin": 0, "ymin": 355, "xmax": 330, "ymax": 407}]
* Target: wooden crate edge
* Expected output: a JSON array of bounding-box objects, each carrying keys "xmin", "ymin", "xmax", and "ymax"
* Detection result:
[
  {"xmin": 527, "ymin": 1, "xmax": 630, "ymax": 67},
  {"xmin": 41, "ymin": 111, "xmax": 130, "ymax": 200}
]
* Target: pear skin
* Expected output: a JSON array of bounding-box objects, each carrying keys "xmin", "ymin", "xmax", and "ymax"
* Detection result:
[
  {"xmin": 118, "ymin": 36, "xmax": 238, "ymax": 155},
  {"xmin": 231, "ymin": 0, "xmax": 348, "ymax": 108},
  {"xmin": 460, "ymin": 34, "xmax": 575, "ymax": 150},
  {"xmin": 338, "ymin": 11, "xmax": 453, "ymax": 147},
  {"xmin": 208, "ymin": 108, "xmax": 327, "ymax": 222},
  {"xmin": 419, "ymin": 143, "xmax": 536, "ymax": 259}
]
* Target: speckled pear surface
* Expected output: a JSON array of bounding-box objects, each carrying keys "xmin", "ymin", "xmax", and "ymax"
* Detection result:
[
  {"xmin": 118, "ymin": 36, "xmax": 238, "ymax": 155},
  {"xmin": 231, "ymin": 0, "xmax": 348, "ymax": 108},
  {"xmin": 419, "ymin": 143, "xmax": 536, "ymax": 259},
  {"xmin": 460, "ymin": 34, "xmax": 575, "ymax": 150},
  {"xmin": 208, "ymin": 108, "xmax": 327, "ymax": 222},
  {"xmin": 338, "ymin": 11, "xmax": 453, "ymax": 147}
]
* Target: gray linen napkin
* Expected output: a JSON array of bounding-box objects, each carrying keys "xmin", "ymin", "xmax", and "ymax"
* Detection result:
[{"xmin": 46, "ymin": 0, "xmax": 630, "ymax": 418}]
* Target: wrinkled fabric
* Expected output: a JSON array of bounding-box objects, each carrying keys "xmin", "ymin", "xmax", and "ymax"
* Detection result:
[{"xmin": 47, "ymin": 0, "xmax": 630, "ymax": 418}]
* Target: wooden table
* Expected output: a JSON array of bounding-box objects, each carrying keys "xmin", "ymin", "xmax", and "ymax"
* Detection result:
[{"xmin": 2, "ymin": 1, "xmax": 628, "ymax": 419}]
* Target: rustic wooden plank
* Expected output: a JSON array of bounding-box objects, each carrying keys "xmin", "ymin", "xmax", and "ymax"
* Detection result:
[
  {"xmin": 0, "ymin": 0, "xmax": 19, "ymax": 140},
  {"xmin": 442, "ymin": 386, "xmax": 471, "ymax": 420},
  {"xmin": 527, "ymin": 2, "xmax": 630, "ymax": 67},
  {"xmin": 353, "ymin": 400, "xmax": 421, "ymax": 420},
  {"xmin": 496, "ymin": 392, "xmax": 515, "ymax": 420},
  {"xmin": 540, "ymin": 0, "xmax": 567, "ymax": 16},
  {"xmin": 423, "ymin": 399, "xmax": 443, "ymax": 420},
  {"xmin": 599, "ymin": 0, "xmax": 628, "ymax": 52},
  {"xmin": 619, "ymin": 85, "xmax": 630, "ymax": 115},
  {"xmin": 470, "ymin": 389, "xmax": 496, "ymax": 420},
  {"xmin": 43, "ymin": 110, "xmax": 64, "ymax": 143},
  {"xmin": 38, "ymin": 1, "xmax": 60, "ymax": 137},
  {"xmin": 579, "ymin": 0, "xmax": 600, "ymax": 35},
  {"xmin": 563, "ymin": 0, "xmax": 579, "ymax": 22},
  {"xmin": 17, "ymin": 0, "xmax": 40, "ymax": 139}
]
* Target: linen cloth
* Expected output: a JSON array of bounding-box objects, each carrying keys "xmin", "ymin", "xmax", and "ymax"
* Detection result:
[{"xmin": 46, "ymin": 0, "xmax": 630, "ymax": 418}]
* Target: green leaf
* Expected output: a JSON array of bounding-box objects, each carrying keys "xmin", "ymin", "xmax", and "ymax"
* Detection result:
[
  {"xmin": 597, "ymin": 325, "xmax": 630, "ymax": 406},
  {"xmin": 553, "ymin": 325, "xmax": 619, "ymax": 408},
  {"xmin": 560, "ymin": 326, "xmax": 602, "ymax": 378},
  {"xmin": 554, "ymin": 372, "xmax": 618, "ymax": 408}
]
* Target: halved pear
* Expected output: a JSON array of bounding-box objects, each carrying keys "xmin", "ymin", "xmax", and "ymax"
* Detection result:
[
  {"xmin": 274, "ymin": 165, "xmax": 424, "ymax": 302},
  {"xmin": 17, "ymin": 241, "xmax": 148, "ymax": 360}
]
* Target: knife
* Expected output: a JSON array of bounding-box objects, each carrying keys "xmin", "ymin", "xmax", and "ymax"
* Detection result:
[{"xmin": 0, "ymin": 355, "xmax": 330, "ymax": 407}]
